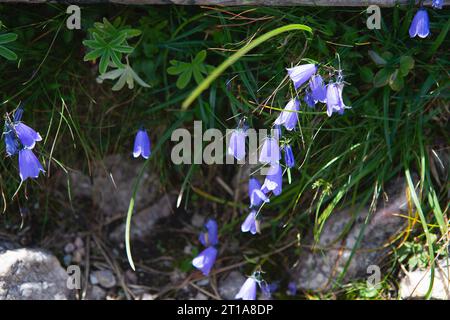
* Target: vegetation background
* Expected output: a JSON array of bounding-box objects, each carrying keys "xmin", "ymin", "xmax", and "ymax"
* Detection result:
[{"xmin": 0, "ymin": 4, "xmax": 448, "ymax": 299}]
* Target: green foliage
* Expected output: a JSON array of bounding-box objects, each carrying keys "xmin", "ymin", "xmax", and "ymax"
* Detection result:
[
  {"xmin": 97, "ymin": 61, "xmax": 150, "ymax": 91},
  {"xmin": 0, "ymin": 29, "xmax": 18, "ymax": 61},
  {"xmin": 167, "ymin": 50, "xmax": 213, "ymax": 89},
  {"xmin": 397, "ymin": 235, "xmax": 438, "ymax": 271},
  {"xmin": 370, "ymin": 50, "xmax": 415, "ymax": 91}
]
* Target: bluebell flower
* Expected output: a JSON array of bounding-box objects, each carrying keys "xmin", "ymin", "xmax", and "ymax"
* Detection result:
[
  {"xmin": 287, "ymin": 281, "xmax": 297, "ymax": 296},
  {"xmin": 326, "ymin": 83, "xmax": 349, "ymax": 117},
  {"xmin": 409, "ymin": 8, "xmax": 430, "ymax": 39},
  {"xmin": 249, "ymin": 178, "xmax": 269, "ymax": 208},
  {"xmin": 235, "ymin": 277, "xmax": 257, "ymax": 300},
  {"xmin": 309, "ymin": 74, "xmax": 327, "ymax": 103},
  {"xmin": 192, "ymin": 246, "xmax": 218, "ymax": 276},
  {"xmin": 241, "ymin": 210, "xmax": 258, "ymax": 235},
  {"xmin": 14, "ymin": 122, "xmax": 42, "ymax": 150},
  {"xmin": 133, "ymin": 128, "xmax": 151, "ymax": 159},
  {"xmin": 4, "ymin": 123, "xmax": 19, "ymax": 157},
  {"xmin": 228, "ymin": 128, "xmax": 247, "ymax": 161},
  {"xmin": 18, "ymin": 149, "xmax": 44, "ymax": 181},
  {"xmin": 303, "ymin": 91, "xmax": 315, "ymax": 108},
  {"xmin": 259, "ymin": 137, "xmax": 281, "ymax": 165},
  {"xmin": 272, "ymin": 125, "xmax": 282, "ymax": 141},
  {"xmin": 287, "ymin": 64, "xmax": 317, "ymax": 89},
  {"xmin": 199, "ymin": 219, "xmax": 218, "ymax": 247},
  {"xmin": 261, "ymin": 164, "xmax": 282, "ymax": 196},
  {"xmin": 283, "ymin": 144, "xmax": 295, "ymax": 169},
  {"xmin": 13, "ymin": 105, "xmax": 24, "ymax": 122},
  {"xmin": 432, "ymin": 0, "xmax": 443, "ymax": 9},
  {"xmin": 274, "ymin": 99, "xmax": 299, "ymax": 131}
]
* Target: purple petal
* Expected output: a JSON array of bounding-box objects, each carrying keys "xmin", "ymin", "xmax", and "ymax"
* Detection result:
[
  {"xmin": 249, "ymin": 178, "xmax": 269, "ymax": 207},
  {"xmin": 241, "ymin": 210, "xmax": 258, "ymax": 235},
  {"xmin": 284, "ymin": 144, "xmax": 295, "ymax": 169},
  {"xmin": 133, "ymin": 129, "xmax": 151, "ymax": 159},
  {"xmin": 14, "ymin": 122, "xmax": 42, "ymax": 149},
  {"xmin": 259, "ymin": 137, "xmax": 281, "ymax": 165},
  {"xmin": 409, "ymin": 9, "xmax": 430, "ymax": 39},
  {"xmin": 309, "ymin": 75, "xmax": 327, "ymax": 103},
  {"xmin": 261, "ymin": 164, "xmax": 283, "ymax": 196},
  {"xmin": 4, "ymin": 127, "xmax": 19, "ymax": 157},
  {"xmin": 274, "ymin": 99, "xmax": 299, "ymax": 131},
  {"xmin": 228, "ymin": 129, "xmax": 246, "ymax": 161},
  {"xmin": 192, "ymin": 246, "xmax": 217, "ymax": 276},
  {"xmin": 235, "ymin": 277, "xmax": 257, "ymax": 300},
  {"xmin": 326, "ymin": 83, "xmax": 348, "ymax": 117},
  {"xmin": 18, "ymin": 149, "xmax": 44, "ymax": 181},
  {"xmin": 287, "ymin": 64, "xmax": 317, "ymax": 89}
]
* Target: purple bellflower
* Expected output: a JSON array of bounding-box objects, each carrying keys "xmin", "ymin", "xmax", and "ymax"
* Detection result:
[
  {"xmin": 309, "ymin": 74, "xmax": 327, "ymax": 103},
  {"xmin": 274, "ymin": 98, "xmax": 299, "ymax": 131},
  {"xmin": 287, "ymin": 64, "xmax": 317, "ymax": 89},
  {"xmin": 241, "ymin": 210, "xmax": 258, "ymax": 235},
  {"xmin": 409, "ymin": 8, "xmax": 430, "ymax": 39},
  {"xmin": 326, "ymin": 83, "xmax": 349, "ymax": 117},
  {"xmin": 192, "ymin": 246, "xmax": 218, "ymax": 276},
  {"xmin": 304, "ymin": 91, "xmax": 315, "ymax": 108},
  {"xmin": 259, "ymin": 137, "xmax": 281, "ymax": 165},
  {"xmin": 18, "ymin": 149, "xmax": 44, "ymax": 181},
  {"xmin": 249, "ymin": 178, "xmax": 269, "ymax": 208},
  {"xmin": 14, "ymin": 122, "xmax": 42, "ymax": 150},
  {"xmin": 4, "ymin": 123, "xmax": 19, "ymax": 157},
  {"xmin": 261, "ymin": 164, "xmax": 283, "ymax": 196},
  {"xmin": 432, "ymin": 0, "xmax": 443, "ymax": 9},
  {"xmin": 133, "ymin": 128, "xmax": 151, "ymax": 159},
  {"xmin": 199, "ymin": 219, "xmax": 218, "ymax": 247},
  {"xmin": 228, "ymin": 128, "xmax": 247, "ymax": 161},
  {"xmin": 287, "ymin": 281, "xmax": 297, "ymax": 296},
  {"xmin": 235, "ymin": 277, "xmax": 258, "ymax": 300},
  {"xmin": 283, "ymin": 144, "xmax": 295, "ymax": 169}
]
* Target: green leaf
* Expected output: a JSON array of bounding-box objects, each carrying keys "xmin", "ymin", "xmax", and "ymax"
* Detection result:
[
  {"xmin": 176, "ymin": 69, "xmax": 192, "ymax": 89},
  {"xmin": 389, "ymin": 69, "xmax": 404, "ymax": 91},
  {"xmin": 0, "ymin": 32, "xmax": 17, "ymax": 44},
  {"xmin": 84, "ymin": 48, "xmax": 104, "ymax": 61},
  {"xmin": 373, "ymin": 68, "xmax": 391, "ymax": 88},
  {"xmin": 0, "ymin": 45, "xmax": 17, "ymax": 60},
  {"xmin": 360, "ymin": 66, "xmax": 374, "ymax": 83},
  {"xmin": 194, "ymin": 50, "xmax": 207, "ymax": 64},
  {"xmin": 99, "ymin": 51, "xmax": 110, "ymax": 74},
  {"xmin": 399, "ymin": 56, "xmax": 415, "ymax": 77}
]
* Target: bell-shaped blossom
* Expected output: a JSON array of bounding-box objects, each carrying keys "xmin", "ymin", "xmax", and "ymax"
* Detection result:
[
  {"xmin": 4, "ymin": 124, "xmax": 19, "ymax": 157},
  {"xmin": 14, "ymin": 122, "xmax": 42, "ymax": 150},
  {"xmin": 228, "ymin": 128, "xmax": 246, "ymax": 161},
  {"xmin": 326, "ymin": 83, "xmax": 349, "ymax": 117},
  {"xmin": 432, "ymin": 0, "xmax": 443, "ymax": 9},
  {"xmin": 133, "ymin": 128, "xmax": 151, "ymax": 159},
  {"xmin": 272, "ymin": 125, "xmax": 282, "ymax": 141},
  {"xmin": 287, "ymin": 281, "xmax": 297, "ymax": 296},
  {"xmin": 192, "ymin": 246, "xmax": 217, "ymax": 276},
  {"xmin": 241, "ymin": 210, "xmax": 258, "ymax": 235},
  {"xmin": 249, "ymin": 178, "xmax": 269, "ymax": 208},
  {"xmin": 284, "ymin": 144, "xmax": 295, "ymax": 169},
  {"xmin": 409, "ymin": 8, "xmax": 430, "ymax": 39},
  {"xmin": 18, "ymin": 149, "xmax": 44, "ymax": 181},
  {"xmin": 259, "ymin": 137, "xmax": 281, "ymax": 165},
  {"xmin": 274, "ymin": 99, "xmax": 299, "ymax": 131},
  {"xmin": 309, "ymin": 74, "xmax": 327, "ymax": 103},
  {"xmin": 199, "ymin": 219, "xmax": 218, "ymax": 247},
  {"xmin": 304, "ymin": 91, "xmax": 315, "ymax": 108},
  {"xmin": 287, "ymin": 64, "xmax": 317, "ymax": 89},
  {"xmin": 261, "ymin": 164, "xmax": 283, "ymax": 196},
  {"xmin": 235, "ymin": 277, "xmax": 257, "ymax": 300}
]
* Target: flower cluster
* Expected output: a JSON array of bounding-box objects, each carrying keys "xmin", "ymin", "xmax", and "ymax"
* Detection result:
[
  {"xmin": 409, "ymin": 1, "xmax": 444, "ymax": 39},
  {"xmin": 192, "ymin": 219, "xmax": 218, "ymax": 276},
  {"xmin": 3, "ymin": 105, "xmax": 44, "ymax": 181}
]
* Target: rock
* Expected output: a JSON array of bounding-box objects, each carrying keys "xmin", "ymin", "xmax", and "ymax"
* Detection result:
[
  {"xmin": 86, "ymin": 285, "xmax": 106, "ymax": 300},
  {"xmin": 191, "ymin": 213, "xmax": 205, "ymax": 228},
  {"xmin": 399, "ymin": 260, "xmax": 450, "ymax": 300},
  {"xmin": 91, "ymin": 270, "xmax": 116, "ymax": 289},
  {"xmin": 0, "ymin": 246, "xmax": 71, "ymax": 300},
  {"xmin": 92, "ymin": 155, "xmax": 160, "ymax": 216},
  {"xmin": 192, "ymin": 292, "xmax": 208, "ymax": 300},
  {"xmin": 291, "ymin": 176, "xmax": 413, "ymax": 291},
  {"xmin": 110, "ymin": 194, "xmax": 175, "ymax": 242},
  {"xmin": 140, "ymin": 293, "xmax": 156, "ymax": 300},
  {"xmin": 219, "ymin": 271, "xmax": 246, "ymax": 299}
]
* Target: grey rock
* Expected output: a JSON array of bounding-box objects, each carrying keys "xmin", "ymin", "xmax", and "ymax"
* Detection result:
[
  {"xmin": 292, "ymin": 176, "xmax": 413, "ymax": 291},
  {"xmin": 0, "ymin": 246, "xmax": 71, "ymax": 300},
  {"xmin": 219, "ymin": 271, "xmax": 246, "ymax": 299},
  {"xmin": 86, "ymin": 285, "xmax": 106, "ymax": 300},
  {"xmin": 399, "ymin": 260, "xmax": 450, "ymax": 300},
  {"xmin": 92, "ymin": 155, "xmax": 160, "ymax": 216},
  {"xmin": 91, "ymin": 270, "xmax": 116, "ymax": 289},
  {"xmin": 110, "ymin": 194, "xmax": 175, "ymax": 242}
]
